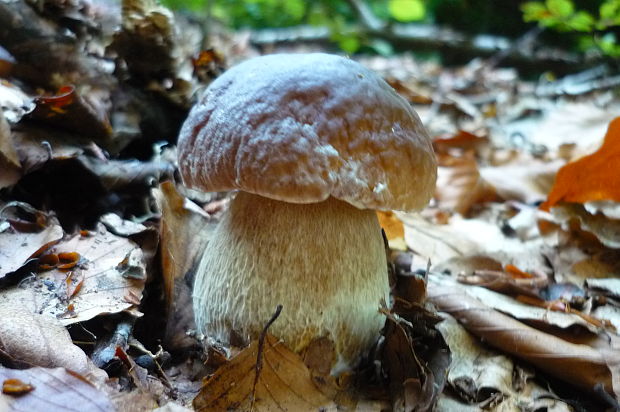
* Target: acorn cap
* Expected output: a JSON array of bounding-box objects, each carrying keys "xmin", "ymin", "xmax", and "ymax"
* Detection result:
[{"xmin": 178, "ymin": 53, "xmax": 437, "ymax": 212}]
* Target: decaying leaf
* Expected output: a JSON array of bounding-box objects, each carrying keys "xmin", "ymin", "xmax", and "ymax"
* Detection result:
[
  {"xmin": 549, "ymin": 203, "xmax": 620, "ymax": 249},
  {"xmin": 0, "ymin": 304, "xmax": 106, "ymax": 381},
  {"xmin": 26, "ymin": 85, "xmax": 112, "ymax": 143},
  {"xmin": 401, "ymin": 211, "xmax": 547, "ymax": 271},
  {"xmin": 439, "ymin": 275, "xmax": 601, "ymax": 332},
  {"xmin": 0, "ymin": 112, "xmax": 20, "ymax": 189},
  {"xmin": 193, "ymin": 334, "xmax": 336, "ymax": 411},
  {"xmin": 427, "ymin": 273, "xmax": 620, "ymax": 400},
  {"xmin": 436, "ymin": 315, "xmax": 574, "ymax": 411},
  {"xmin": 0, "ymin": 202, "xmax": 63, "ymax": 278},
  {"xmin": 479, "ymin": 156, "xmax": 562, "ymax": 204},
  {"xmin": 435, "ymin": 153, "xmax": 497, "ymax": 215},
  {"xmin": 153, "ymin": 181, "xmax": 214, "ymax": 349},
  {"xmin": 541, "ymin": 117, "xmax": 620, "ymax": 211},
  {"xmin": 0, "ymin": 367, "xmax": 114, "ymax": 411},
  {"xmin": 2, "ymin": 222, "xmax": 146, "ymax": 325}
]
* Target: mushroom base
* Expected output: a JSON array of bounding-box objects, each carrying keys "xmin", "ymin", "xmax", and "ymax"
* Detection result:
[{"xmin": 193, "ymin": 191, "xmax": 389, "ymax": 373}]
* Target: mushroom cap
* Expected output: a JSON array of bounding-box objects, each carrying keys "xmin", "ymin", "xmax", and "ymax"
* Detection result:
[{"xmin": 178, "ymin": 53, "xmax": 437, "ymax": 212}]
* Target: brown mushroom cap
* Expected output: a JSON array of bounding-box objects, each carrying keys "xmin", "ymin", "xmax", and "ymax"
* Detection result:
[{"xmin": 178, "ymin": 53, "xmax": 437, "ymax": 212}]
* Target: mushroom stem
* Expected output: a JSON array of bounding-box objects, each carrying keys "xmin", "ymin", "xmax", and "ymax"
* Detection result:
[{"xmin": 194, "ymin": 191, "xmax": 389, "ymax": 372}]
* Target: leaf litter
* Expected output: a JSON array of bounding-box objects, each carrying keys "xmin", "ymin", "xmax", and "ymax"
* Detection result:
[{"xmin": 2, "ymin": 1, "xmax": 620, "ymax": 410}]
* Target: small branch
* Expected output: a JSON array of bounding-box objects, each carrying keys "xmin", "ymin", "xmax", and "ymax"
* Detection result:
[
  {"xmin": 250, "ymin": 304, "xmax": 283, "ymax": 411},
  {"xmin": 250, "ymin": 23, "xmax": 593, "ymax": 71}
]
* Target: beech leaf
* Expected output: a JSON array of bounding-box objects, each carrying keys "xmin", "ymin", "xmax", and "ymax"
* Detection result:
[
  {"xmin": 542, "ymin": 117, "xmax": 620, "ymax": 210},
  {"xmin": 193, "ymin": 334, "xmax": 336, "ymax": 411}
]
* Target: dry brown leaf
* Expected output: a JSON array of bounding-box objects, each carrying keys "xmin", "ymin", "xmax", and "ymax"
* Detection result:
[
  {"xmin": 586, "ymin": 278, "xmax": 620, "ymax": 299},
  {"xmin": 11, "ymin": 127, "xmax": 84, "ymax": 174},
  {"xmin": 2, "ymin": 223, "xmax": 145, "ymax": 325},
  {"xmin": 0, "ymin": 203, "xmax": 63, "ymax": 278},
  {"xmin": 153, "ymin": 181, "xmax": 214, "ymax": 349},
  {"xmin": 479, "ymin": 156, "xmax": 562, "ymax": 204},
  {"xmin": 435, "ymin": 153, "xmax": 497, "ymax": 215},
  {"xmin": 0, "ymin": 367, "xmax": 114, "ymax": 411},
  {"xmin": 434, "ymin": 274, "xmax": 604, "ymax": 334},
  {"xmin": 436, "ymin": 314, "xmax": 515, "ymax": 403},
  {"xmin": 193, "ymin": 334, "xmax": 336, "ymax": 411},
  {"xmin": 401, "ymin": 212, "xmax": 547, "ymax": 271},
  {"xmin": 427, "ymin": 274, "xmax": 620, "ymax": 399},
  {"xmin": 527, "ymin": 102, "xmax": 618, "ymax": 156},
  {"xmin": 433, "ymin": 130, "xmax": 489, "ymax": 155},
  {"xmin": 549, "ymin": 203, "xmax": 620, "ymax": 249},
  {"xmin": 0, "ymin": 305, "xmax": 106, "ymax": 382}
]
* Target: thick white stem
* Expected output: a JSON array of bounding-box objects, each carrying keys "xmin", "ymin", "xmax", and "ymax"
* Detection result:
[{"xmin": 193, "ymin": 191, "xmax": 389, "ymax": 371}]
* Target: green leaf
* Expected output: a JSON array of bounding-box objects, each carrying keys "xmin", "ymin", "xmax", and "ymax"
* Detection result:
[
  {"xmin": 338, "ymin": 35, "xmax": 361, "ymax": 53},
  {"xmin": 283, "ymin": 0, "xmax": 306, "ymax": 20},
  {"xmin": 521, "ymin": 2, "xmax": 549, "ymax": 22},
  {"xmin": 600, "ymin": 0, "xmax": 620, "ymax": 20},
  {"xmin": 388, "ymin": 0, "xmax": 426, "ymax": 22},
  {"xmin": 568, "ymin": 11, "xmax": 595, "ymax": 31},
  {"xmin": 546, "ymin": 0, "xmax": 574, "ymax": 17}
]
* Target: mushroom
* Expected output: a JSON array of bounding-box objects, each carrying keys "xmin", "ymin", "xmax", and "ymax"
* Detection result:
[{"xmin": 177, "ymin": 53, "xmax": 436, "ymax": 373}]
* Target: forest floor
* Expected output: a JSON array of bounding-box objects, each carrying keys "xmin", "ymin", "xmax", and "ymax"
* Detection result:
[{"xmin": 1, "ymin": 1, "xmax": 620, "ymax": 411}]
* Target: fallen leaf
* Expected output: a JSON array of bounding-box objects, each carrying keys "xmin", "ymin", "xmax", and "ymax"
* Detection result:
[
  {"xmin": 1, "ymin": 223, "xmax": 145, "ymax": 325},
  {"xmin": 0, "ymin": 80, "xmax": 34, "ymax": 123},
  {"xmin": 549, "ymin": 203, "xmax": 620, "ymax": 249},
  {"xmin": 153, "ymin": 181, "xmax": 214, "ymax": 349},
  {"xmin": 586, "ymin": 278, "xmax": 620, "ymax": 299},
  {"xmin": 0, "ymin": 202, "xmax": 63, "ymax": 278},
  {"xmin": 435, "ymin": 152, "xmax": 497, "ymax": 215},
  {"xmin": 377, "ymin": 210, "xmax": 406, "ymax": 250},
  {"xmin": 436, "ymin": 315, "xmax": 574, "ymax": 411},
  {"xmin": 193, "ymin": 334, "xmax": 336, "ymax": 411},
  {"xmin": 479, "ymin": 156, "xmax": 562, "ymax": 204},
  {"xmin": 27, "ymin": 85, "xmax": 112, "ymax": 143},
  {"xmin": 0, "ymin": 367, "xmax": 114, "ymax": 411},
  {"xmin": 436, "ymin": 314, "xmax": 514, "ymax": 403},
  {"xmin": 0, "ymin": 305, "xmax": 106, "ymax": 380},
  {"xmin": 427, "ymin": 273, "xmax": 620, "ymax": 399},
  {"xmin": 525, "ymin": 102, "xmax": 619, "ymax": 156},
  {"xmin": 541, "ymin": 117, "xmax": 620, "ymax": 210},
  {"xmin": 433, "ymin": 130, "xmax": 489, "ymax": 154},
  {"xmin": 401, "ymin": 211, "xmax": 547, "ymax": 271},
  {"xmin": 0, "ymin": 112, "xmax": 20, "ymax": 189}
]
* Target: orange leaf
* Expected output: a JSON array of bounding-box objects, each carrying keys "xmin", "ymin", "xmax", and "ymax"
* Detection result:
[
  {"xmin": 376, "ymin": 211, "xmax": 404, "ymax": 240},
  {"xmin": 541, "ymin": 117, "xmax": 620, "ymax": 211}
]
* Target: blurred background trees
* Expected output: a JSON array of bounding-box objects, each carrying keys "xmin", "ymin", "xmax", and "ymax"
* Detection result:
[{"xmin": 161, "ymin": 0, "xmax": 620, "ymax": 59}]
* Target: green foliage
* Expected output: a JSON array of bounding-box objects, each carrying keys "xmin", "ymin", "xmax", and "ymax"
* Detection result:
[
  {"xmin": 388, "ymin": 0, "xmax": 426, "ymax": 22},
  {"xmin": 161, "ymin": 0, "xmax": 429, "ymax": 53},
  {"xmin": 521, "ymin": 0, "xmax": 620, "ymax": 56}
]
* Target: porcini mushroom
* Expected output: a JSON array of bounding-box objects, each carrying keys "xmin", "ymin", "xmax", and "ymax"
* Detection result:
[{"xmin": 177, "ymin": 53, "xmax": 436, "ymax": 372}]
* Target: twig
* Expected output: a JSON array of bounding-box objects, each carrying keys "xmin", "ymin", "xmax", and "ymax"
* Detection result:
[{"xmin": 250, "ymin": 304, "xmax": 283, "ymax": 412}]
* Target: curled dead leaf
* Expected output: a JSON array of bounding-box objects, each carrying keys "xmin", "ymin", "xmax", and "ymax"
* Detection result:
[{"xmin": 427, "ymin": 274, "xmax": 620, "ymax": 400}]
